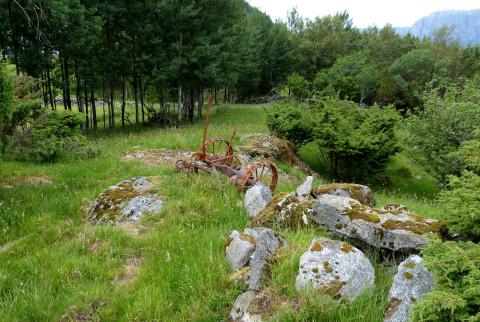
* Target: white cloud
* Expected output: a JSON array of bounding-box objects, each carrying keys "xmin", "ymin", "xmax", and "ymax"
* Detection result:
[{"xmin": 247, "ymin": 0, "xmax": 480, "ymax": 28}]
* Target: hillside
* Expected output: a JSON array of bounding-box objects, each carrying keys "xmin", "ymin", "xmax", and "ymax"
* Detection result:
[
  {"xmin": 396, "ymin": 9, "xmax": 480, "ymax": 46},
  {"xmin": 0, "ymin": 104, "xmax": 446, "ymax": 321}
]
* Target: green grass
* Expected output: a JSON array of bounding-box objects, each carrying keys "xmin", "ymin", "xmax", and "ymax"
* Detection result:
[{"xmin": 0, "ymin": 104, "xmax": 444, "ymax": 321}]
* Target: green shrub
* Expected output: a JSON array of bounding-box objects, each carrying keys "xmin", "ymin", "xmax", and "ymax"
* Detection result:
[
  {"xmin": 0, "ymin": 63, "xmax": 13, "ymax": 149},
  {"xmin": 266, "ymin": 102, "xmax": 314, "ymax": 145},
  {"xmin": 268, "ymin": 98, "xmax": 400, "ymax": 182},
  {"xmin": 404, "ymin": 79, "xmax": 480, "ymax": 184},
  {"xmin": 312, "ymin": 98, "xmax": 400, "ymax": 181},
  {"xmin": 7, "ymin": 110, "xmax": 97, "ymax": 162},
  {"xmin": 439, "ymin": 171, "xmax": 480, "ymax": 241},
  {"xmin": 412, "ymin": 238, "xmax": 480, "ymax": 321},
  {"xmin": 287, "ymin": 72, "xmax": 310, "ymax": 100}
]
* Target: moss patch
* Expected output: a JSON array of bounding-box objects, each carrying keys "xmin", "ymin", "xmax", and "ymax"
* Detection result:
[
  {"xmin": 323, "ymin": 261, "xmax": 333, "ymax": 273},
  {"xmin": 403, "ymin": 262, "xmax": 416, "ymax": 268},
  {"xmin": 250, "ymin": 194, "xmax": 314, "ymax": 229},
  {"xmin": 384, "ymin": 297, "xmax": 402, "ymax": 319},
  {"xmin": 313, "ymin": 183, "xmax": 374, "ymax": 206},
  {"xmin": 310, "ymin": 241, "xmax": 323, "ymax": 252},
  {"xmin": 239, "ymin": 233, "xmax": 256, "ymax": 245},
  {"xmin": 382, "ymin": 219, "xmax": 442, "ymax": 235},
  {"xmin": 319, "ymin": 280, "xmax": 345, "ymax": 300},
  {"xmin": 345, "ymin": 204, "xmax": 381, "ymax": 224},
  {"xmin": 403, "ymin": 272, "xmax": 414, "ymax": 280},
  {"xmin": 340, "ymin": 243, "xmax": 354, "ymax": 253},
  {"xmin": 250, "ymin": 192, "xmax": 291, "ymax": 227}
]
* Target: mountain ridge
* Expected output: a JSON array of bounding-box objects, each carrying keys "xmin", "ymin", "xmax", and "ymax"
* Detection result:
[{"xmin": 395, "ymin": 9, "xmax": 480, "ymax": 46}]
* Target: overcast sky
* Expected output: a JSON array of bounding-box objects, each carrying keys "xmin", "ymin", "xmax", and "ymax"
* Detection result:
[{"xmin": 247, "ymin": 0, "xmax": 480, "ymax": 28}]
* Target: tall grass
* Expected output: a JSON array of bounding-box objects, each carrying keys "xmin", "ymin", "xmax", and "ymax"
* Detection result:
[{"xmin": 0, "ymin": 104, "xmax": 443, "ymax": 321}]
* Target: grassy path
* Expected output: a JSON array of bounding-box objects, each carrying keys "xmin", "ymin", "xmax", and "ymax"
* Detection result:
[{"xmin": 0, "ymin": 104, "xmax": 443, "ymax": 321}]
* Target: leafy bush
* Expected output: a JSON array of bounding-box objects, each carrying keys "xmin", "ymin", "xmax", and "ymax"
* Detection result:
[
  {"xmin": 267, "ymin": 98, "xmax": 400, "ymax": 181},
  {"xmin": 412, "ymin": 238, "xmax": 480, "ymax": 321},
  {"xmin": 0, "ymin": 63, "xmax": 13, "ymax": 149},
  {"xmin": 266, "ymin": 102, "xmax": 314, "ymax": 145},
  {"xmin": 287, "ymin": 73, "xmax": 310, "ymax": 100},
  {"xmin": 314, "ymin": 52, "xmax": 380, "ymax": 105},
  {"xmin": 404, "ymin": 79, "xmax": 480, "ymax": 184},
  {"xmin": 439, "ymin": 171, "xmax": 480, "ymax": 241},
  {"xmin": 7, "ymin": 110, "xmax": 97, "ymax": 162},
  {"xmin": 312, "ymin": 98, "xmax": 400, "ymax": 181}
]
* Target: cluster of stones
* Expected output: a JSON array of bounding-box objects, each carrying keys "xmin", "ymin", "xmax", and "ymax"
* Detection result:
[{"xmin": 226, "ymin": 177, "xmax": 440, "ymax": 322}]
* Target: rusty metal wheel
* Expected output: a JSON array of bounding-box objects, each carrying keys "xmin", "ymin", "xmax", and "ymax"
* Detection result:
[
  {"xmin": 239, "ymin": 160, "xmax": 278, "ymax": 192},
  {"xmin": 200, "ymin": 137, "xmax": 234, "ymax": 166}
]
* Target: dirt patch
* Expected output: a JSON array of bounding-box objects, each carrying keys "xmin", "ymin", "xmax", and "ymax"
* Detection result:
[
  {"xmin": 122, "ymin": 149, "xmax": 193, "ymax": 168},
  {"xmin": 117, "ymin": 256, "xmax": 142, "ymax": 285},
  {"xmin": 0, "ymin": 237, "xmax": 27, "ymax": 254},
  {"xmin": 2, "ymin": 174, "xmax": 53, "ymax": 188},
  {"xmin": 60, "ymin": 299, "xmax": 105, "ymax": 322},
  {"xmin": 88, "ymin": 240, "xmax": 105, "ymax": 253}
]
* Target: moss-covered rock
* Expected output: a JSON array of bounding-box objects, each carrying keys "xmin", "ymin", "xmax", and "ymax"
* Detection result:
[
  {"xmin": 384, "ymin": 255, "xmax": 434, "ymax": 322},
  {"xmin": 87, "ymin": 176, "xmax": 164, "ymax": 224},
  {"xmin": 250, "ymin": 193, "xmax": 314, "ymax": 229},
  {"xmin": 313, "ymin": 183, "xmax": 376, "ymax": 207},
  {"xmin": 311, "ymin": 195, "xmax": 446, "ymax": 252},
  {"xmin": 295, "ymin": 237, "xmax": 375, "ymax": 301}
]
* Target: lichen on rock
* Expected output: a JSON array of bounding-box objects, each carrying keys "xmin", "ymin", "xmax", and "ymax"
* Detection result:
[
  {"xmin": 250, "ymin": 193, "xmax": 314, "ymax": 229},
  {"xmin": 311, "ymin": 194, "xmax": 445, "ymax": 252},
  {"xmin": 384, "ymin": 255, "xmax": 434, "ymax": 322},
  {"xmin": 313, "ymin": 183, "xmax": 376, "ymax": 207},
  {"xmin": 295, "ymin": 237, "xmax": 375, "ymax": 301},
  {"xmin": 87, "ymin": 176, "xmax": 164, "ymax": 224}
]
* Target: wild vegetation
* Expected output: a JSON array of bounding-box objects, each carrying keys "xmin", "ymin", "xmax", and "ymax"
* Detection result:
[{"xmin": 1, "ymin": 1, "xmax": 480, "ymax": 321}]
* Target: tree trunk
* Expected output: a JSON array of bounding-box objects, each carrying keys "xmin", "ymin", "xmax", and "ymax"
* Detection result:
[
  {"xmin": 189, "ymin": 88, "xmax": 194, "ymax": 124},
  {"xmin": 139, "ymin": 74, "xmax": 145, "ymax": 123},
  {"xmin": 109, "ymin": 76, "xmax": 115, "ymax": 129},
  {"xmin": 122, "ymin": 76, "xmax": 126, "ymax": 127},
  {"xmin": 63, "ymin": 53, "xmax": 72, "ymax": 110},
  {"xmin": 59, "ymin": 52, "xmax": 67, "ymax": 110},
  {"xmin": 74, "ymin": 60, "xmax": 84, "ymax": 114},
  {"xmin": 46, "ymin": 63, "xmax": 55, "ymax": 110},
  {"xmin": 7, "ymin": 0, "xmax": 19, "ymax": 75},
  {"xmin": 178, "ymin": 86, "xmax": 183, "ymax": 122},
  {"xmin": 197, "ymin": 87, "xmax": 203, "ymax": 118},
  {"xmin": 84, "ymin": 86, "xmax": 89, "ymax": 130},
  {"xmin": 91, "ymin": 87, "xmax": 97, "ymax": 130}
]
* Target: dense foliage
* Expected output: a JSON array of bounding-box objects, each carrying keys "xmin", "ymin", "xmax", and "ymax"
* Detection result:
[
  {"xmin": 439, "ymin": 171, "xmax": 480, "ymax": 241},
  {"xmin": 0, "ymin": 63, "xmax": 13, "ymax": 149},
  {"xmin": 267, "ymin": 98, "xmax": 400, "ymax": 181},
  {"xmin": 404, "ymin": 79, "xmax": 480, "ymax": 184},
  {"xmin": 0, "ymin": 0, "xmax": 295, "ymax": 130},
  {"xmin": 6, "ymin": 109, "xmax": 95, "ymax": 162},
  {"xmin": 412, "ymin": 238, "xmax": 480, "ymax": 321}
]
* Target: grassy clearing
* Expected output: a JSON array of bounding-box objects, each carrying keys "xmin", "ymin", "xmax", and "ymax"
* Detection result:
[{"xmin": 0, "ymin": 104, "xmax": 444, "ymax": 321}]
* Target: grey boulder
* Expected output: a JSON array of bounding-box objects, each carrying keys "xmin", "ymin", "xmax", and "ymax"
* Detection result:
[
  {"xmin": 295, "ymin": 237, "xmax": 375, "ymax": 301},
  {"xmin": 384, "ymin": 255, "xmax": 434, "ymax": 322},
  {"xmin": 228, "ymin": 291, "xmax": 263, "ymax": 322},
  {"xmin": 244, "ymin": 227, "xmax": 283, "ymax": 291},
  {"xmin": 295, "ymin": 176, "xmax": 314, "ymax": 201},
  {"xmin": 244, "ymin": 183, "xmax": 273, "ymax": 218},
  {"xmin": 88, "ymin": 176, "xmax": 164, "ymax": 224},
  {"xmin": 225, "ymin": 230, "xmax": 256, "ymax": 270},
  {"xmin": 311, "ymin": 195, "xmax": 443, "ymax": 252}
]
